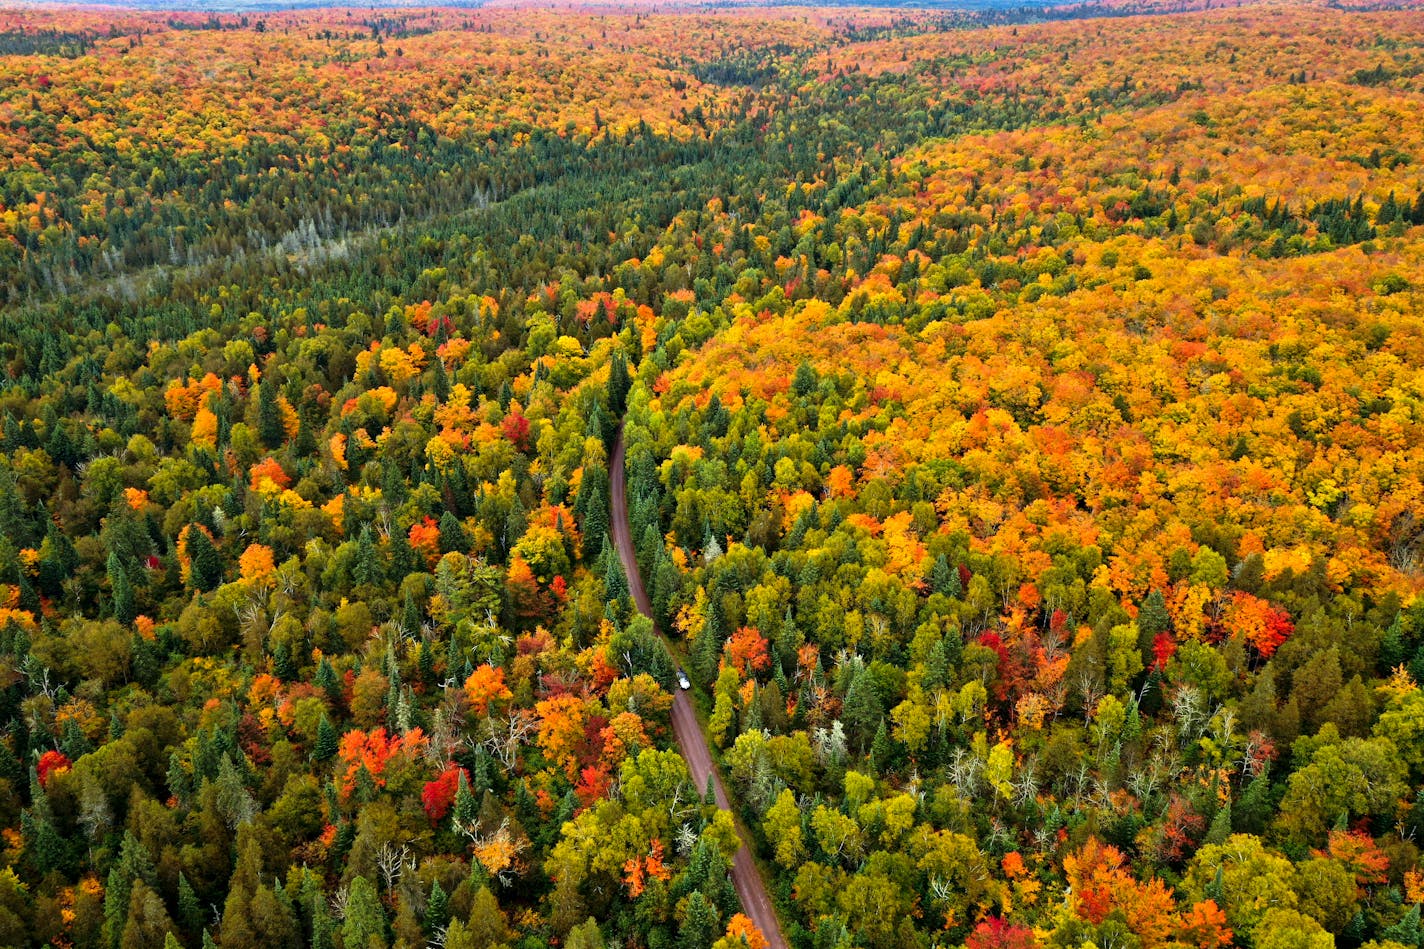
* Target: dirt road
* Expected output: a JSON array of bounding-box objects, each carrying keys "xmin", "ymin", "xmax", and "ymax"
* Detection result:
[{"xmin": 609, "ymin": 429, "xmax": 788, "ymax": 949}]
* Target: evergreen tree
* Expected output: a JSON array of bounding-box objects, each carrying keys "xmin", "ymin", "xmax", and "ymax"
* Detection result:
[
  {"xmin": 316, "ymin": 657, "xmax": 341, "ymax": 705},
  {"xmin": 679, "ymin": 890, "xmax": 719, "ymax": 949},
  {"xmin": 582, "ymin": 473, "xmax": 609, "ymax": 550},
  {"xmin": 1205, "ymin": 799, "xmax": 1232, "ymax": 845},
  {"xmin": 842, "ymin": 666, "xmax": 883, "ymax": 754},
  {"xmin": 341, "ymin": 876, "xmax": 387, "ymax": 949},
  {"xmin": 257, "ymin": 380, "xmax": 284, "ymax": 448},
  {"xmin": 177, "ymin": 873, "xmax": 203, "ymax": 939},
  {"xmin": 107, "ymin": 551, "xmax": 135, "ymax": 625},
  {"xmin": 602, "ymin": 535, "xmax": 628, "ymax": 603},
  {"xmin": 425, "ymin": 880, "xmax": 451, "ymax": 935},
  {"xmin": 187, "ymin": 526, "xmax": 223, "ymax": 592},
  {"xmin": 608, "ymin": 349, "xmax": 631, "ymax": 416},
  {"xmin": 453, "ymin": 769, "xmax": 478, "ymax": 829},
  {"xmin": 314, "ymin": 714, "xmax": 338, "ymax": 762},
  {"xmin": 352, "ymin": 525, "xmax": 385, "ymax": 588},
  {"xmin": 439, "ymin": 511, "xmax": 469, "ymax": 555}
]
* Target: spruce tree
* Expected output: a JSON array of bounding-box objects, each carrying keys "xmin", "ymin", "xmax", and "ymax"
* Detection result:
[
  {"xmin": 425, "ymin": 880, "xmax": 450, "ymax": 935},
  {"xmin": 608, "ymin": 349, "xmax": 631, "ymax": 416},
  {"xmin": 439, "ymin": 511, "xmax": 469, "ymax": 555},
  {"xmin": 187, "ymin": 526, "xmax": 222, "ymax": 592},
  {"xmin": 257, "ymin": 380, "xmax": 284, "ymax": 448},
  {"xmin": 581, "ymin": 473, "xmax": 609, "ymax": 550},
  {"xmin": 107, "ymin": 551, "xmax": 135, "ymax": 625},
  {"xmin": 314, "ymin": 714, "xmax": 338, "ymax": 762}
]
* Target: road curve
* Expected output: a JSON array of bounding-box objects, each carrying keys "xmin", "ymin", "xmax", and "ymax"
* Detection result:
[{"xmin": 610, "ymin": 429, "xmax": 789, "ymax": 949}]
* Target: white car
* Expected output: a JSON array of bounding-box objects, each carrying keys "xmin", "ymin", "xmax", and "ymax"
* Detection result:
[{"xmin": 677, "ymin": 668, "xmax": 691, "ymax": 690}]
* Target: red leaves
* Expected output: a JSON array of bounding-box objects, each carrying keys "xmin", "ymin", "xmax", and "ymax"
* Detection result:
[
  {"xmin": 37, "ymin": 750, "xmax": 71, "ymax": 787},
  {"xmin": 966, "ymin": 917, "xmax": 1038, "ymax": 949},
  {"xmin": 422, "ymin": 764, "xmax": 468, "ymax": 822},
  {"xmin": 1151, "ymin": 632, "xmax": 1177, "ymax": 670},
  {"xmin": 1220, "ymin": 592, "xmax": 1294, "ymax": 658},
  {"xmin": 501, "ymin": 411, "xmax": 531, "ymax": 452},
  {"xmin": 575, "ymin": 764, "xmax": 611, "ymax": 807}
]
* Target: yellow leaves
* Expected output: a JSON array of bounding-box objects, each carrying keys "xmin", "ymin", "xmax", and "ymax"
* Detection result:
[
  {"xmin": 425, "ymin": 435, "xmax": 458, "ymax": 473},
  {"xmin": 1405, "ymin": 868, "xmax": 1424, "ymax": 906},
  {"xmin": 379, "ymin": 346, "xmax": 422, "ymax": 385},
  {"xmin": 322, "ymin": 494, "xmax": 345, "ymax": 533},
  {"xmin": 328, "ymin": 432, "xmax": 348, "ymax": 470},
  {"xmin": 123, "ymin": 487, "xmax": 149, "ymax": 510},
  {"xmin": 190, "ymin": 405, "xmax": 218, "ymax": 450}
]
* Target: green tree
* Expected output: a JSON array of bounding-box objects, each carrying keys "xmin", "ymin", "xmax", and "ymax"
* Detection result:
[
  {"xmin": 188, "ymin": 526, "xmax": 223, "ymax": 592},
  {"xmin": 341, "ymin": 876, "xmax": 387, "ymax": 949},
  {"xmin": 1183, "ymin": 834, "xmax": 1298, "ymax": 935},
  {"xmin": 107, "ymin": 551, "xmax": 136, "ymax": 625},
  {"xmin": 257, "ymin": 380, "xmax": 285, "ymax": 448}
]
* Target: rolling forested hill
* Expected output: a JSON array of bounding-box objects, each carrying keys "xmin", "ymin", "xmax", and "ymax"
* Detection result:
[{"xmin": 1, "ymin": 3, "xmax": 1423, "ymax": 948}]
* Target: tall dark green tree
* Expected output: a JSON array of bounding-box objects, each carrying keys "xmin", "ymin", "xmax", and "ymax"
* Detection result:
[
  {"xmin": 187, "ymin": 526, "xmax": 223, "ymax": 592},
  {"xmin": 107, "ymin": 551, "xmax": 135, "ymax": 625}
]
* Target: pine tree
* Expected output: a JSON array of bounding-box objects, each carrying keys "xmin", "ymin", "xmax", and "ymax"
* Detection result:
[
  {"xmin": 842, "ymin": 667, "xmax": 884, "ymax": 753},
  {"xmin": 187, "ymin": 526, "xmax": 222, "ymax": 592},
  {"xmin": 439, "ymin": 511, "xmax": 469, "ymax": 555},
  {"xmin": 314, "ymin": 714, "xmax": 338, "ymax": 762},
  {"xmin": 582, "ymin": 473, "xmax": 609, "ymax": 550},
  {"xmin": 1138, "ymin": 589, "xmax": 1170, "ymax": 637},
  {"xmin": 257, "ymin": 380, "xmax": 284, "ymax": 448},
  {"xmin": 931, "ymin": 554, "xmax": 953, "ymax": 596},
  {"xmin": 177, "ymin": 873, "xmax": 203, "ymax": 939},
  {"xmin": 352, "ymin": 525, "xmax": 385, "ymax": 588},
  {"xmin": 316, "ymin": 657, "xmax": 341, "ymax": 706},
  {"xmin": 608, "ymin": 349, "xmax": 631, "ymax": 416},
  {"xmin": 602, "ymin": 535, "xmax": 628, "ymax": 602},
  {"xmin": 425, "ymin": 880, "xmax": 450, "ymax": 935},
  {"xmin": 341, "ymin": 876, "xmax": 387, "ymax": 949},
  {"xmin": 679, "ymin": 890, "xmax": 719, "ymax": 949},
  {"xmin": 1205, "ymin": 799, "xmax": 1232, "ymax": 845},
  {"xmin": 871, "ymin": 718, "xmax": 892, "ymax": 771},
  {"xmin": 272, "ymin": 641, "xmax": 296, "ymax": 681},
  {"xmin": 108, "ymin": 551, "xmax": 135, "ymax": 625},
  {"xmin": 453, "ymin": 769, "xmax": 477, "ymax": 829}
]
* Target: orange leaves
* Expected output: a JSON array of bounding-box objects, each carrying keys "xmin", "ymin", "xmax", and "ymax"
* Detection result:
[
  {"xmin": 1219, "ymin": 591, "xmax": 1294, "ymax": 658},
  {"xmin": 535, "ymin": 693, "xmax": 588, "ymax": 782},
  {"xmin": 238, "ymin": 543, "xmax": 276, "ymax": 586},
  {"xmin": 464, "ymin": 664, "xmax": 513, "ymax": 718},
  {"xmin": 164, "ymin": 372, "xmax": 222, "ymax": 421},
  {"xmin": 722, "ymin": 626, "xmax": 770, "ymax": 680},
  {"xmin": 1317, "ymin": 829, "xmax": 1390, "ymax": 893},
  {"xmin": 621, "ymin": 838, "xmax": 672, "ymax": 897},
  {"xmin": 1063, "ymin": 838, "xmax": 1178, "ymax": 947},
  {"xmin": 408, "ymin": 516, "xmax": 441, "ymax": 566},
  {"xmin": 336, "ymin": 726, "xmax": 428, "ymax": 797},
  {"xmin": 723, "ymin": 913, "xmax": 769, "ymax": 949},
  {"xmin": 1177, "ymin": 900, "xmax": 1233, "ymax": 949},
  {"xmin": 248, "ymin": 456, "xmax": 291, "ymax": 495}
]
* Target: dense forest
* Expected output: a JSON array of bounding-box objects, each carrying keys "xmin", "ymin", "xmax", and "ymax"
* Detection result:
[{"xmin": 0, "ymin": 2, "xmax": 1423, "ymax": 948}]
